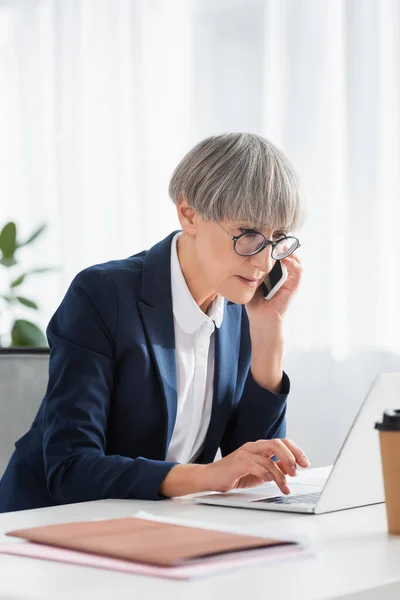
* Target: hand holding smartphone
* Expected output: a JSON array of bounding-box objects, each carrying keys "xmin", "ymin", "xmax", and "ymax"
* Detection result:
[{"xmin": 261, "ymin": 260, "xmax": 288, "ymax": 300}]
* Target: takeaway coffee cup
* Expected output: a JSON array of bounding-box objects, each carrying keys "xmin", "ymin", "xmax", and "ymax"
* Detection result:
[{"xmin": 375, "ymin": 409, "xmax": 400, "ymax": 535}]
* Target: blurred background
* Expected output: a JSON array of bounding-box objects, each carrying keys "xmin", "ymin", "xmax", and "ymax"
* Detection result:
[{"xmin": 0, "ymin": 0, "xmax": 399, "ymax": 466}]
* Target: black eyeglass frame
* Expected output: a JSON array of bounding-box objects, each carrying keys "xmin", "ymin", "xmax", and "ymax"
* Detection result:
[{"xmin": 215, "ymin": 220, "xmax": 301, "ymax": 259}]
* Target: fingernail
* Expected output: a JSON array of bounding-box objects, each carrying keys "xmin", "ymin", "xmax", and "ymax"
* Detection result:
[
  {"xmin": 283, "ymin": 485, "xmax": 292, "ymax": 495},
  {"xmin": 301, "ymin": 457, "xmax": 310, "ymax": 467}
]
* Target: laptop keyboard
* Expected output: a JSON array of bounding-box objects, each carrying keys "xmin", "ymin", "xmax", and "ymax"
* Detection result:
[{"xmin": 254, "ymin": 491, "xmax": 321, "ymax": 505}]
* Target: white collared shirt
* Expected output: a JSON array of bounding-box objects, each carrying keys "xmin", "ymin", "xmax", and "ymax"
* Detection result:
[{"xmin": 166, "ymin": 233, "xmax": 224, "ymax": 463}]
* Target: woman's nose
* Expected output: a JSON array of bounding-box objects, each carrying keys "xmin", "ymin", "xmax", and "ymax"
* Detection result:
[{"xmin": 249, "ymin": 247, "xmax": 274, "ymax": 274}]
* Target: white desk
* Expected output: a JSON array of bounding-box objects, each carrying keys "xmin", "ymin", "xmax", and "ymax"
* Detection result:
[{"xmin": 0, "ymin": 473, "xmax": 400, "ymax": 600}]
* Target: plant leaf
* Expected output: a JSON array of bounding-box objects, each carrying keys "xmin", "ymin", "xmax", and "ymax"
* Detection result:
[
  {"xmin": 11, "ymin": 319, "xmax": 47, "ymax": 347},
  {"xmin": 10, "ymin": 267, "xmax": 59, "ymax": 287},
  {"xmin": 10, "ymin": 274, "xmax": 25, "ymax": 288},
  {"xmin": 0, "ymin": 256, "xmax": 17, "ymax": 267},
  {"xmin": 26, "ymin": 266, "xmax": 60, "ymax": 275},
  {"xmin": 0, "ymin": 222, "xmax": 17, "ymax": 260},
  {"xmin": 1, "ymin": 294, "xmax": 15, "ymax": 304},
  {"xmin": 17, "ymin": 223, "xmax": 47, "ymax": 248},
  {"xmin": 16, "ymin": 296, "xmax": 39, "ymax": 309}
]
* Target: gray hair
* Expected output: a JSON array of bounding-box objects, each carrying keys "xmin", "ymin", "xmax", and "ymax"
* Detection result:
[{"xmin": 169, "ymin": 132, "xmax": 303, "ymax": 232}]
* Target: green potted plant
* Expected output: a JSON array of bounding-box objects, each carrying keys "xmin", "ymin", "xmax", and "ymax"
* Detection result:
[{"xmin": 0, "ymin": 221, "xmax": 57, "ymax": 347}]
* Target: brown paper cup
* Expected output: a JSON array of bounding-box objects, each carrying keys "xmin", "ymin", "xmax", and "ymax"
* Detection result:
[{"xmin": 378, "ymin": 430, "xmax": 400, "ymax": 535}]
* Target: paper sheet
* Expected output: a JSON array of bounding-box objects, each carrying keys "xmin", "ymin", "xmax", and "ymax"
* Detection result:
[
  {"xmin": 0, "ymin": 510, "xmax": 312, "ymax": 579},
  {"xmin": 0, "ymin": 540, "xmax": 311, "ymax": 580}
]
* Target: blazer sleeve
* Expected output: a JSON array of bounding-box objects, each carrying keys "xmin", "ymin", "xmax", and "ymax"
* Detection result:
[
  {"xmin": 219, "ymin": 363, "xmax": 290, "ymax": 456},
  {"xmin": 42, "ymin": 267, "xmax": 177, "ymax": 504}
]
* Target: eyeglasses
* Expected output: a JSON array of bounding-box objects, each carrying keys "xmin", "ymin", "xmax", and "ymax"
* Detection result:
[{"xmin": 215, "ymin": 221, "xmax": 301, "ymax": 259}]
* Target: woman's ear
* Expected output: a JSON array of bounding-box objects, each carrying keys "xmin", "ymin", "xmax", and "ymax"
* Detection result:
[{"xmin": 176, "ymin": 192, "xmax": 197, "ymax": 236}]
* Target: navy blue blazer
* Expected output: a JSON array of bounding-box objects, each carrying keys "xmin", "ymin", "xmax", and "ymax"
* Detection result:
[{"xmin": 0, "ymin": 231, "xmax": 289, "ymax": 513}]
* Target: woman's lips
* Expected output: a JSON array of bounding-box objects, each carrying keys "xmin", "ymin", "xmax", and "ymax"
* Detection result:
[{"xmin": 237, "ymin": 276, "xmax": 260, "ymax": 288}]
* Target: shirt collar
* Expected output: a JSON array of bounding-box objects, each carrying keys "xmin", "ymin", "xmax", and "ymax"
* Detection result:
[{"xmin": 170, "ymin": 233, "xmax": 224, "ymax": 334}]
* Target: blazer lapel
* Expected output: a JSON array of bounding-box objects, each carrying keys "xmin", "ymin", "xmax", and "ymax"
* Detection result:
[
  {"xmin": 137, "ymin": 231, "xmax": 243, "ymax": 461},
  {"xmin": 138, "ymin": 232, "xmax": 179, "ymax": 453}
]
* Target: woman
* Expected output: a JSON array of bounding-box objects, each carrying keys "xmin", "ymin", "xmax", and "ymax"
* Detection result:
[{"xmin": 0, "ymin": 132, "xmax": 310, "ymax": 513}]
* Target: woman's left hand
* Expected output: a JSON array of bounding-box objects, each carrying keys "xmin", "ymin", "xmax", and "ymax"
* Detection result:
[
  {"xmin": 245, "ymin": 254, "xmax": 303, "ymax": 391},
  {"xmin": 245, "ymin": 253, "xmax": 303, "ymax": 329}
]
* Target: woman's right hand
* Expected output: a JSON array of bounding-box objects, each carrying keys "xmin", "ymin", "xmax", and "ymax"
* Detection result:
[
  {"xmin": 200, "ymin": 439, "xmax": 310, "ymax": 495},
  {"xmin": 159, "ymin": 438, "xmax": 310, "ymax": 498}
]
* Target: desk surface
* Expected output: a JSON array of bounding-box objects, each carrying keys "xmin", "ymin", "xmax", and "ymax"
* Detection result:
[{"xmin": 0, "ymin": 468, "xmax": 399, "ymax": 600}]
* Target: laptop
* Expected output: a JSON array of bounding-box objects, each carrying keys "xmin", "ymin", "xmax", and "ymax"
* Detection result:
[{"xmin": 194, "ymin": 372, "xmax": 400, "ymax": 514}]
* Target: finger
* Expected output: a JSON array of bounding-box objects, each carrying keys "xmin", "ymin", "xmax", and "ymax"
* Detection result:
[
  {"xmin": 281, "ymin": 259, "xmax": 303, "ymax": 290},
  {"xmin": 240, "ymin": 450, "xmax": 285, "ymax": 475},
  {"xmin": 287, "ymin": 252, "xmax": 301, "ymax": 264},
  {"xmin": 234, "ymin": 460, "xmax": 274, "ymax": 487},
  {"xmin": 245, "ymin": 440, "xmax": 298, "ymax": 476},
  {"xmin": 236, "ymin": 474, "xmax": 270, "ymax": 489},
  {"xmin": 275, "ymin": 460, "xmax": 290, "ymax": 476},
  {"xmin": 282, "ymin": 257, "xmax": 303, "ymax": 279},
  {"xmin": 282, "ymin": 253, "xmax": 301, "ymax": 266},
  {"xmin": 238, "ymin": 451, "xmax": 290, "ymax": 494},
  {"xmin": 263, "ymin": 460, "xmax": 292, "ymax": 494},
  {"xmin": 281, "ymin": 439, "xmax": 310, "ymax": 468}
]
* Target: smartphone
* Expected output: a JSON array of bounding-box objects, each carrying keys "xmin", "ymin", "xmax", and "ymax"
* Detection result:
[{"xmin": 261, "ymin": 261, "xmax": 288, "ymax": 300}]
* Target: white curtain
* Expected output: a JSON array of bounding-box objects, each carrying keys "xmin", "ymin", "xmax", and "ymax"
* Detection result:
[{"xmin": 1, "ymin": 0, "xmax": 400, "ymax": 463}]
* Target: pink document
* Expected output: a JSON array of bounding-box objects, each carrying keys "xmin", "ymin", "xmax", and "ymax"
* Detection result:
[{"xmin": 0, "ymin": 542, "xmax": 310, "ymax": 580}]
